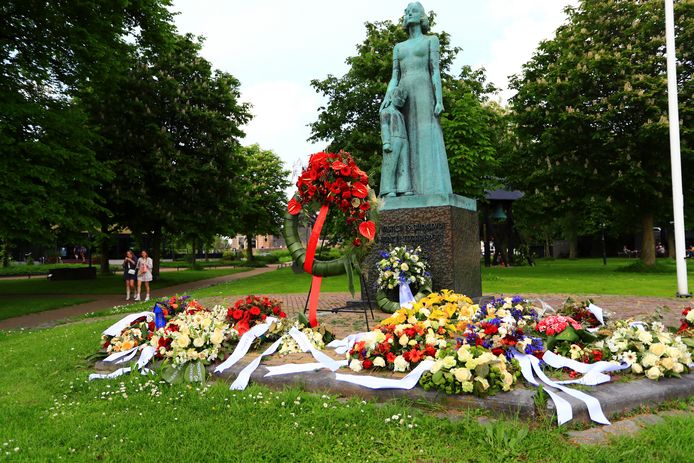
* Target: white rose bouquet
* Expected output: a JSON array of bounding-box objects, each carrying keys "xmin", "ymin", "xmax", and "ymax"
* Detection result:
[
  {"xmin": 376, "ymin": 246, "xmax": 431, "ymax": 292},
  {"xmin": 595, "ymin": 321, "xmax": 691, "ymax": 380},
  {"xmin": 151, "ymin": 305, "xmax": 232, "ymax": 366}
]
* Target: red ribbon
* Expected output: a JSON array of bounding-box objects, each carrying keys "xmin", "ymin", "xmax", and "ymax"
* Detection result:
[{"xmin": 304, "ymin": 204, "xmax": 330, "ymax": 327}]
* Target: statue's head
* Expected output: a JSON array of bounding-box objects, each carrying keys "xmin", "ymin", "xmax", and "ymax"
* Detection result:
[
  {"xmin": 392, "ymin": 87, "xmax": 407, "ymax": 108},
  {"xmin": 403, "ymin": 2, "xmax": 429, "ymax": 33}
]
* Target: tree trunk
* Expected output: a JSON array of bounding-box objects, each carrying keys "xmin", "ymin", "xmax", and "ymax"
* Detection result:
[
  {"xmin": 190, "ymin": 238, "xmax": 197, "ymax": 267},
  {"xmin": 245, "ymin": 234, "xmax": 254, "ymax": 261},
  {"xmin": 568, "ymin": 237, "xmax": 578, "ymax": 259},
  {"xmin": 1, "ymin": 239, "xmax": 10, "ymax": 267},
  {"xmin": 544, "ymin": 234, "xmax": 551, "ymax": 259},
  {"xmin": 99, "ymin": 223, "xmax": 111, "ymax": 274},
  {"xmin": 667, "ymin": 228, "xmax": 676, "ymax": 258},
  {"xmin": 640, "ymin": 212, "xmax": 656, "ymax": 267},
  {"xmin": 151, "ymin": 225, "xmax": 162, "ymax": 280}
]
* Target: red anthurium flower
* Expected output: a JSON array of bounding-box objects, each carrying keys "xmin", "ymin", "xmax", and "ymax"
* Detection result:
[
  {"xmin": 332, "ymin": 160, "xmax": 347, "ymax": 171},
  {"xmin": 352, "ymin": 181, "xmax": 368, "ymax": 199},
  {"xmin": 287, "ymin": 198, "xmax": 302, "ymax": 215},
  {"xmin": 358, "ymin": 221, "xmax": 376, "ymax": 240}
]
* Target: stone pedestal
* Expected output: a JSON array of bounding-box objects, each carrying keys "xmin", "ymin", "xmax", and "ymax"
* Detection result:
[{"xmin": 363, "ymin": 194, "xmax": 482, "ymax": 303}]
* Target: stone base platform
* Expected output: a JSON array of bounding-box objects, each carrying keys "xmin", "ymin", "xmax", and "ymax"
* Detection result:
[
  {"xmin": 363, "ymin": 194, "xmax": 482, "ymax": 301},
  {"xmin": 94, "ymin": 357, "xmax": 694, "ymax": 425}
]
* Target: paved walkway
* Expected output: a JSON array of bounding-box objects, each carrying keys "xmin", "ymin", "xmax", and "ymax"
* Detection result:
[
  {"xmin": 2, "ymin": 271, "xmax": 692, "ymax": 332},
  {"xmin": 0, "ymin": 266, "xmax": 277, "ymax": 330}
]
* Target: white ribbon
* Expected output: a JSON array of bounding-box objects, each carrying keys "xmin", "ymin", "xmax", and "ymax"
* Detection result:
[
  {"xmin": 335, "ymin": 360, "xmax": 434, "ymax": 390},
  {"xmin": 229, "ymin": 339, "xmax": 282, "ymax": 390},
  {"xmin": 587, "ymin": 303, "xmax": 606, "ymax": 325},
  {"xmin": 102, "ymin": 312, "xmax": 153, "ymax": 337},
  {"xmin": 103, "ymin": 346, "xmax": 139, "ymax": 364},
  {"xmin": 542, "ymin": 350, "xmax": 628, "ymax": 386},
  {"xmin": 214, "ymin": 318, "xmax": 276, "ymax": 374},
  {"xmin": 136, "ymin": 345, "xmax": 157, "ymax": 370},
  {"xmin": 288, "ymin": 327, "xmax": 341, "ymax": 371},
  {"xmin": 227, "ymin": 327, "xmax": 342, "ymax": 389},
  {"xmin": 89, "ymin": 367, "xmax": 132, "ymax": 381},
  {"xmin": 399, "ymin": 281, "xmax": 415, "ymax": 308},
  {"xmin": 513, "ymin": 351, "xmax": 574, "ymax": 425},
  {"xmin": 265, "ymin": 360, "xmax": 349, "ymax": 377},
  {"xmin": 326, "ymin": 332, "xmax": 369, "ymax": 355},
  {"xmin": 514, "ymin": 350, "xmax": 611, "ymax": 425}
]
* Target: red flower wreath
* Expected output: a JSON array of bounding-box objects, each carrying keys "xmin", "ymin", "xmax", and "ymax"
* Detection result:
[{"xmin": 287, "ymin": 151, "xmax": 376, "ymax": 244}]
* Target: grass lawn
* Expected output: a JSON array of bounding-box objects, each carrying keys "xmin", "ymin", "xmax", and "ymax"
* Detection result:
[
  {"xmin": 1, "ymin": 318, "xmax": 692, "ymax": 461},
  {"xmin": 483, "ymin": 258, "xmax": 694, "ymax": 297},
  {"xmin": 193, "ymin": 267, "xmax": 361, "ymax": 297},
  {"xmin": 0, "ymin": 296, "xmax": 93, "ymax": 321},
  {"xmin": 0, "ymin": 267, "xmax": 251, "ymax": 296}
]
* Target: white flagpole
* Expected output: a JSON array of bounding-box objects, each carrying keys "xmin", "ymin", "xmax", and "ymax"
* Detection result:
[{"xmin": 664, "ymin": 0, "xmax": 690, "ymax": 297}]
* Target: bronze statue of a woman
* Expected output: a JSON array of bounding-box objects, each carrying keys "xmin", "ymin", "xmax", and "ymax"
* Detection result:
[{"xmin": 379, "ymin": 2, "xmax": 453, "ymax": 197}]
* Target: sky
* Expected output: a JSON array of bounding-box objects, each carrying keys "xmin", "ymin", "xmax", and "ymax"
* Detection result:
[{"xmin": 170, "ymin": 0, "xmax": 579, "ymax": 177}]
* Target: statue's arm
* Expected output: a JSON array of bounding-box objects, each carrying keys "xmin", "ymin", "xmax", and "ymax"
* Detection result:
[
  {"xmin": 429, "ymin": 36, "xmax": 444, "ymax": 116},
  {"xmin": 380, "ymin": 111, "xmax": 392, "ymax": 151},
  {"xmin": 380, "ymin": 44, "xmax": 400, "ymax": 111}
]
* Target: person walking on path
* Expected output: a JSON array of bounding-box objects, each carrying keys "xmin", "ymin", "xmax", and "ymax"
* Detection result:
[
  {"xmin": 135, "ymin": 250, "xmax": 153, "ymax": 301},
  {"xmin": 123, "ymin": 250, "xmax": 138, "ymax": 300}
]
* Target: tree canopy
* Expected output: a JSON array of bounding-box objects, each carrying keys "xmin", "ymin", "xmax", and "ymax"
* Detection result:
[
  {"xmin": 235, "ymin": 145, "xmax": 291, "ymax": 260},
  {"xmin": 0, "ymin": 0, "xmax": 172, "ymax": 246},
  {"xmin": 507, "ymin": 0, "xmax": 693, "ymax": 264}
]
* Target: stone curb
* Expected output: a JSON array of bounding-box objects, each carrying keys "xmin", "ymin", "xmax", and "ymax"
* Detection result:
[{"xmin": 95, "ymin": 359, "xmax": 693, "ymax": 424}]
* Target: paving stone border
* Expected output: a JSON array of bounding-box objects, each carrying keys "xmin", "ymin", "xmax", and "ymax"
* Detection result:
[{"xmin": 94, "ymin": 359, "xmax": 693, "ymax": 425}]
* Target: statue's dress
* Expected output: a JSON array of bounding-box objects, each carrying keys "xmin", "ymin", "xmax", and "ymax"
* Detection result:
[{"xmin": 396, "ymin": 36, "xmax": 453, "ymax": 196}]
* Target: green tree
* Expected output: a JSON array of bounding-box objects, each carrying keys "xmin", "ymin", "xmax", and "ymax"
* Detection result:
[
  {"xmin": 508, "ymin": 0, "xmax": 693, "ymax": 265},
  {"xmin": 236, "ymin": 145, "xmax": 291, "ymax": 261},
  {"xmin": 82, "ymin": 33, "xmax": 251, "ymax": 277},
  {"xmin": 309, "ymin": 14, "xmax": 501, "ymax": 198},
  {"xmin": 0, "ymin": 1, "xmax": 169, "ymax": 257}
]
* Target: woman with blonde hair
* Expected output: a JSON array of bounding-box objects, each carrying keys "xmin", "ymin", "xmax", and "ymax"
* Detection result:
[{"xmin": 135, "ymin": 250, "xmax": 153, "ymax": 301}]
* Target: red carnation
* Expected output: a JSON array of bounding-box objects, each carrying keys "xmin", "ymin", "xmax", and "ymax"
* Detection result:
[
  {"xmin": 279, "ymin": 311, "xmax": 287, "ymax": 318},
  {"xmin": 492, "ymin": 347, "xmax": 505, "ymax": 356},
  {"xmin": 362, "ymin": 359, "xmax": 373, "ymax": 369},
  {"xmin": 249, "ymin": 306, "xmax": 261, "ymax": 316},
  {"xmin": 386, "ymin": 352, "xmax": 396, "ymax": 363},
  {"xmin": 408, "ymin": 349, "xmax": 424, "ymax": 363},
  {"xmin": 232, "ymin": 309, "xmax": 244, "ymax": 320}
]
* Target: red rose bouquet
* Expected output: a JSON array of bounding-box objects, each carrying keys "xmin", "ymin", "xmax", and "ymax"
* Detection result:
[{"xmin": 227, "ymin": 295, "xmax": 286, "ymax": 336}]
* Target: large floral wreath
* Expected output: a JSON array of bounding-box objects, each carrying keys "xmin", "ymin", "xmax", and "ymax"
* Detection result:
[
  {"xmin": 283, "ymin": 151, "xmax": 377, "ymax": 326},
  {"xmin": 284, "ymin": 151, "xmax": 376, "ymax": 276}
]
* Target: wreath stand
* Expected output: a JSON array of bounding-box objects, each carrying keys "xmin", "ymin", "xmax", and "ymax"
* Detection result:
[{"xmin": 302, "ymin": 273, "xmax": 375, "ymax": 330}]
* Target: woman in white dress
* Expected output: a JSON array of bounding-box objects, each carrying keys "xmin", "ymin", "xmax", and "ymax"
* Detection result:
[{"xmin": 135, "ymin": 250, "xmax": 153, "ymax": 302}]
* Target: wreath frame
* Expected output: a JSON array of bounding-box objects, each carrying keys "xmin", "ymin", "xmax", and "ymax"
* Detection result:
[
  {"xmin": 375, "ymin": 281, "xmax": 433, "ymax": 314},
  {"xmin": 283, "ymin": 209, "xmax": 349, "ymax": 277}
]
